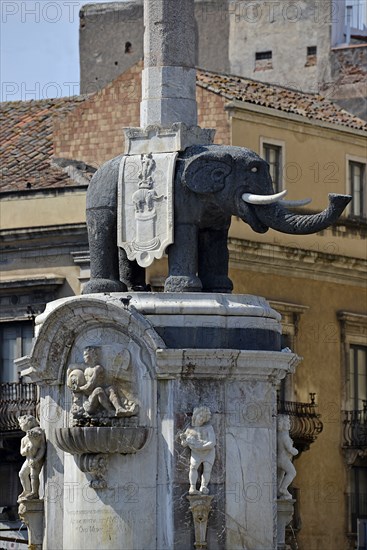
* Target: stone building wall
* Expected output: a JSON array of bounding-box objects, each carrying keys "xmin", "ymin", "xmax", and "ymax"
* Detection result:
[
  {"xmin": 79, "ymin": 0, "xmax": 230, "ymax": 94},
  {"xmin": 325, "ymin": 44, "xmax": 367, "ymax": 119},
  {"xmin": 79, "ymin": 0, "xmax": 366, "ymax": 118},
  {"xmin": 79, "ymin": 1, "xmax": 144, "ymax": 95},
  {"xmin": 228, "ymin": 0, "xmax": 332, "ymax": 93}
]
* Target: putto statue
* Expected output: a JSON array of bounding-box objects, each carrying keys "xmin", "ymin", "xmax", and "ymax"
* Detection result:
[
  {"xmin": 277, "ymin": 415, "xmax": 298, "ymax": 500},
  {"xmin": 179, "ymin": 406, "xmax": 216, "ymax": 495},
  {"xmin": 18, "ymin": 415, "xmax": 46, "ymax": 502},
  {"xmin": 67, "ymin": 346, "xmax": 138, "ymax": 426}
]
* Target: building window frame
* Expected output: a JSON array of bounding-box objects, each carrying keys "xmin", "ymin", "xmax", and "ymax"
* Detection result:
[
  {"xmin": 338, "ymin": 312, "xmax": 367, "ymax": 413},
  {"xmin": 260, "ymin": 137, "xmax": 285, "ymax": 194},
  {"xmin": 305, "ymin": 45, "xmax": 317, "ymax": 66},
  {"xmin": 255, "ymin": 50, "xmax": 273, "ymax": 71},
  {"xmin": 346, "ymin": 155, "xmax": 366, "ymax": 219},
  {"xmin": 338, "ymin": 312, "xmax": 367, "ymax": 539},
  {"xmin": 0, "ymin": 321, "xmax": 34, "ymax": 383},
  {"xmin": 269, "ymin": 300, "xmax": 309, "ymax": 401}
]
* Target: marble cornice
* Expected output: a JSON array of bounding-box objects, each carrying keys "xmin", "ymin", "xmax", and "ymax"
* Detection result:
[{"xmin": 155, "ymin": 348, "xmax": 300, "ymax": 381}]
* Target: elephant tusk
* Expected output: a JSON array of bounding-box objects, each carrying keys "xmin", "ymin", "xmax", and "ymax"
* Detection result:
[
  {"xmin": 242, "ymin": 189, "xmax": 287, "ymax": 205},
  {"xmin": 279, "ymin": 198, "xmax": 312, "ymax": 207}
]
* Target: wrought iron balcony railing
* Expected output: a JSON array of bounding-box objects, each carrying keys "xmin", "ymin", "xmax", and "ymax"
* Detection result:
[
  {"xmin": 0, "ymin": 382, "xmax": 38, "ymax": 432},
  {"xmin": 278, "ymin": 396, "xmax": 323, "ymax": 453},
  {"xmin": 343, "ymin": 409, "xmax": 367, "ymax": 448}
]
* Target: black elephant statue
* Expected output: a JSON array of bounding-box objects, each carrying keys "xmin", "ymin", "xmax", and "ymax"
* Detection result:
[{"xmin": 83, "ymin": 144, "xmax": 351, "ymax": 294}]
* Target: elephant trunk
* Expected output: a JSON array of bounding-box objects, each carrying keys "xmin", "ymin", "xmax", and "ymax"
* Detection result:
[{"xmin": 254, "ymin": 193, "xmax": 351, "ymax": 235}]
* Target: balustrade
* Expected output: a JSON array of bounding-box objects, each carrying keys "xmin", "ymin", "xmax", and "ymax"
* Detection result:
[
  {"xmin": 0, "ymin": 382, "xmax": 38, "ymax": 431},
  {"xmin": 278, "ymin": 397, "xmax": 323, "ymax": 453}
]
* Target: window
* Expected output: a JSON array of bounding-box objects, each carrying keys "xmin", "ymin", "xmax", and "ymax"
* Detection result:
[
  {"xmin": 0, "ymin": 322, "xmax": 33, "ymax": 383},
  {"xmin": 255, "ymin": 51, "xmax": 272, "ymax": 71},
  {"xmin": 348, "ymin": 345, "xmax": 367, "ymax": 411},
  {"xmin": 306, "ymin": 46, "xmax": 317, "ymax": 66},
  {"xmin": 255, "ymin": 51, "xmax": 272, "ymax": 61},
  {"xmin": 349, "ymin": 161, "xmax": 366, "ymax": 218},
  {"xmin": 263, "ymin": 143, "xmax": 283, "ymax": 193},
  {"xmin": 349, "ymin": 467, "xmax": 367, "ymax": 534}
]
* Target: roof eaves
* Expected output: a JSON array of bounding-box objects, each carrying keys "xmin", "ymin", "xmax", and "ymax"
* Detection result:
[{"xmin": 225, "ymin": 99, "xmax": 367, "ymax": 137}]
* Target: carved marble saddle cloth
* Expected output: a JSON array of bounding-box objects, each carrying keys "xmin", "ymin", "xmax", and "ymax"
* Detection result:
[{"xmin": 117, "ymin": 152, "xmax": 177, "ymax": 267}]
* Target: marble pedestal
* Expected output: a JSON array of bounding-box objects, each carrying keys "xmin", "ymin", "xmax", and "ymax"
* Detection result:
[{"xmin": 18, "ymin": 293, "xmax": 299, "ymax": 550}]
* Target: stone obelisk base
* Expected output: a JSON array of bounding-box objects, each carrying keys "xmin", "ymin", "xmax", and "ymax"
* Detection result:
[{"xmin": 19, "ymin": 293, "xmax": 299, "ymax": 550}]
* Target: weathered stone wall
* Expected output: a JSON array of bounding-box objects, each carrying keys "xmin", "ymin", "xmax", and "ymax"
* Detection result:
[
  {"xmin": 326, "ymin": 44, "xmax": 367, "ymax": 119},
  {"xmin": 228, "ymin": 0, "xmax": 331, "ymax": 93},
  {"xmin": 80, "ymin": 1, "xmax": 144, "ymax": 94},
  {"xmin": 79, "ymin": 0, "xmax": 366, "ymax": 118},
  {"xmin": 79, "ymin": 0, "xmax": 230, "ymax": 94}
]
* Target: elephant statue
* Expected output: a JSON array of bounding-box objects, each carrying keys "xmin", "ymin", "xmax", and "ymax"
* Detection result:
[{"xmin": 83, "ymin": 144, "xmax": 351, "ymax": 294}]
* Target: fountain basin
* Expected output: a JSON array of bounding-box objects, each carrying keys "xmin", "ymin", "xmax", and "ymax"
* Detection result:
[{"xmin": 55, "ymin": 426, "xmax": 150, "ymax": 455}]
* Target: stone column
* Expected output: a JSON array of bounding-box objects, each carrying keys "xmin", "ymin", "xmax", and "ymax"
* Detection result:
[{"xmin": 141, "ymin": 0, "xmax": 198, "ymax": 127}]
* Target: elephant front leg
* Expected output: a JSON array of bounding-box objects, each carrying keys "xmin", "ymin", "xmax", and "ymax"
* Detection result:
[
  {"xmin": 118, "ymin": 248, "xmax": 148, "ymax": 291},
  {"xmin": 165, "ymin": 224, "xmax": 202, "ymax": 292},
  {"xmin": 198, "ymin": 227, "xmax": 233, "ymax": 293},
  {"xmin": 83, "ymin": 207, "xmax": 127, "ymax": 294}
]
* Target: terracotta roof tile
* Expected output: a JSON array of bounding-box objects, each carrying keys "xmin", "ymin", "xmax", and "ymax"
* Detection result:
[
  {"xmin": 0, "ymin": 96, "xmax": 88, "ymax": 193},
  {"xmin": 196, "ymin": 69, "xmax": 367, "ymax": 131}
]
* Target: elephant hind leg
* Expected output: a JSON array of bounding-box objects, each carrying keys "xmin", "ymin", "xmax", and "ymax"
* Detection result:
[
  {"xmin": 83, "ymin": 207, "xmax": 127, "ymax": 294},
  {"xmin": 118, "ymin": 248, "xmax": 148, "ymax": 291}
]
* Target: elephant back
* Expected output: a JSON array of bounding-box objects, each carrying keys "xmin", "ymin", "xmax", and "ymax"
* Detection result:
[{"xmin": 86, "ymin": 155, "xmax": 124, "ymax": 210}]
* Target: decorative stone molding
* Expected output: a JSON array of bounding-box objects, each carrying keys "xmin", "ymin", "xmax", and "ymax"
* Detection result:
[
  {"xmin": 187, "ymin": 494, "xmax": 214, "ymax": 550},
  {"xmin": 156, "ymin": 349, "xmax": 299, "ymax": 382},
  {"xmin": 55, "ymin": 427, "xmax": 150, "ymax": 455},
  {"xmin": 343, "ymin": 447, "xmax": 367, "ymax": 467},
  {"xmin": 77, "ymin": 453, "xmax": 108, "ymax": 490},
  {"xmin": 124, "ymin": 123, "xmax": 215, "ymax": 155},
  {"xmin": 277, "ymin": 499, "xmax": 295, "ymax": 549},
  {"xmin": 338, "ymin": 311, "xmax": 367, "ymax": 345},
  {"xmin": 18, "ymin": 498, "xmax": 44, "ymax": 550},
  {"xmin": 0, "ymin": 274, "xmax": 64, "ymax": 322},
  {"xmin": 229, "ymin": 237, "xmax": 367, "ymax": 287},
  {"xmin": 16, "ymin": 294, "xmax": 165, "ymax": 385},
  {"xmin": 117, "ymin": 152, "xmax": 177, "ymax": 267}
]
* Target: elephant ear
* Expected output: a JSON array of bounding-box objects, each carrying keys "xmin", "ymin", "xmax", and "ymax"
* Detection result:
[{"xmin": 183, "ymin": 154, "xmax": 233, "ymax": 194}]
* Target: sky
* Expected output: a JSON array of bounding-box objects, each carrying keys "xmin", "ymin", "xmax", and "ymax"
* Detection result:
[{"xmin": 1, "ymin": 0, "xmax": 129, "ymax": 102}]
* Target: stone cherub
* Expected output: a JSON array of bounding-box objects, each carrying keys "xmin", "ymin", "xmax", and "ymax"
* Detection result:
[
  {"xmin": 179, "ymin": 406, "xmax": 216, "ymax": 495},
  {"xmin": 67, "ymin": 346, "xmax": 137, "ymax": 420},
  {"xmin": 277, "ymin": 415, "xmax": 298, "ymax": 500},
  {"xmin": 18, "ymin": 415, "xmax": 46, "ymax": 502}
]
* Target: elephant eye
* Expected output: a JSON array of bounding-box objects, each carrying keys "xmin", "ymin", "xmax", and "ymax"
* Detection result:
[{"xmin": 251, "ymin": 166, "xmax": 258, "ymax": 173}]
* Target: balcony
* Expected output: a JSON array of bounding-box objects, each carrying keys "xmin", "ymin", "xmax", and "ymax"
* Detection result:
[
  {"xmin": 343, "ymin": 408, "xmax": 367, "ymax": 448},
  {"xmin": 0, "ymin": 382, "xmax": 38, "ymax": 432},
  {"xmin": 278, "ymin": 395, "xmax": 323, "ymax": 453}
]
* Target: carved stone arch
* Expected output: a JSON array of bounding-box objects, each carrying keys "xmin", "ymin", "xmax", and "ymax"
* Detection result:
[{"xmin": 18, "ymin": 295, "xmax": 166, "ymax": 385}]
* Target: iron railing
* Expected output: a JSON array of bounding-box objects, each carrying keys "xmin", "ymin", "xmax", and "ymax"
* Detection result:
[
  {"xmin": 0, "ymin": 382, "xmax": 38, "ymax": 431},
  {"xmin": 278, "ymin": 396, "xmax": 323, "ymax": 453},
  {"xmin": 343, "ymin": 408, "xmax": 367, "ymax": 448}
]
